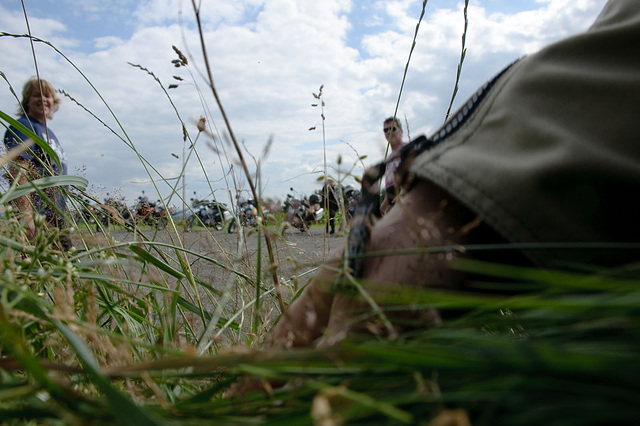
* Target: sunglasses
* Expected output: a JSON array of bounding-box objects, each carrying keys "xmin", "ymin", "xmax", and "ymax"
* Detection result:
[{"xmin": 383, "ymin": 126, "xmax": 398, "ymax": 133}]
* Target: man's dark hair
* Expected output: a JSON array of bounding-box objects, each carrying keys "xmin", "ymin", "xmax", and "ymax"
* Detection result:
[{"xmin": 383, "ymin": 116, "xmax": 402, "ymax": 130}]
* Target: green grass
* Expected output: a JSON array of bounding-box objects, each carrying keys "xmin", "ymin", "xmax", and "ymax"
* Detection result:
[{"xmin": 2, "ymin": 2, "xmax": 639, "ymax": 425}]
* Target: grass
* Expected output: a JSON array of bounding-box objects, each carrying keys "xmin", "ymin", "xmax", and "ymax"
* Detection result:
[{"xmin": 1, "ymin": 1, "xmax": 640, "ymax": 425}]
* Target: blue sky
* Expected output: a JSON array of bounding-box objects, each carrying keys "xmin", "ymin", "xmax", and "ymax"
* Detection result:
[{"xmin": 1, "ymin": 0, "xmax": 608, "ymax": 208}]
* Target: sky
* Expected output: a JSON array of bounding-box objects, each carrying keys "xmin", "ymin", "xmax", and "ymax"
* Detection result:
[{"xmin": 1, "ymin": 0, "xmax": 608, "ymax": 209}]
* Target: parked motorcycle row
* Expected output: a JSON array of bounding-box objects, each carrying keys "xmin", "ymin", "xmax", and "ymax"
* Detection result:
[
  {"xmin": 283, "ymin": 185, "xmax": 362, "ymax": 232},
  {"xmin": 75, "ymin": 194, "xmax": 173, "ymax": 230},
  {"xmin": 76, "ymin": 185, "xmax": 363, "ymax": 233}
]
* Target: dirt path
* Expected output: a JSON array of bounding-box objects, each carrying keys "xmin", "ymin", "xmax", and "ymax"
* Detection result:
[
  {"xmin": 70, "ymin": 224, "xmax": 347, "ymax": 338},
  {"xmin": 103, "ymin": 224, "xmax": 346, "ymax": 299}
]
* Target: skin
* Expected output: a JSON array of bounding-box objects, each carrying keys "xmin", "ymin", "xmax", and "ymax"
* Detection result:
[
  {"xmin": 379, "ymin": 120, "xmax": 404, "ymax": 215},
  {"xmin": 268, "ymin": 179, "xmax": 490, "ymax": 349},
  {"xmin": 26, "ymin": 89, "xmax": 54, "ymax": 123}
]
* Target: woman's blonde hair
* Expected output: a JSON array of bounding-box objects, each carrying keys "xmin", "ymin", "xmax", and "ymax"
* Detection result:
[{"xmin": 19, "ymin": 77, "xmax": 61, "ymax": 119}]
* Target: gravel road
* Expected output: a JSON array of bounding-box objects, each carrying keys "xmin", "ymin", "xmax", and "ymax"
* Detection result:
[{"xmin": 104, "ymin": 224, "xmax": 346, "ymax": 301}]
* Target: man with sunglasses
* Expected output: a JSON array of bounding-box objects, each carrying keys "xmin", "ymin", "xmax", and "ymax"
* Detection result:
[{"xmin": 380, "ymin": 117, "xmax": 407, "ymax": 215}]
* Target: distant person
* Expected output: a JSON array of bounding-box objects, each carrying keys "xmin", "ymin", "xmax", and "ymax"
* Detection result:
[
  {"xmin": 342, "ymin": 185, "xmax": 361, "ymax": 222},
  {"xmin": 3, "ymin": 77, "xmax": 71, "ymax": 250},
  {"xmin": 379, "ymin": 117, "xmax": 407, "ymax": 215},
  {"xmin": 268, "ymin": 0, "xmax": 640, "ymax": 348},
  {"xmin": 324, "ymin": 179, "xmax": 341, "ymax": 235}
]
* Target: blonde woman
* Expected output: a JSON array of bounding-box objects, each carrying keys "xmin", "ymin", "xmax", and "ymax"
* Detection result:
[{"xmin": 3, "ymin": 77, "xmax": 70, "ymax": 250}]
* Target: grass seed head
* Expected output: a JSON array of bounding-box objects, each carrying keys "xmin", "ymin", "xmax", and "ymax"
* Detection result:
[
  {"xmin": 171, "ymin": 45, "xmax": 188, "ymax": 66},
  {"xmin": 197, "ymin": 116, "xmax": 206, "ymax": 132}
]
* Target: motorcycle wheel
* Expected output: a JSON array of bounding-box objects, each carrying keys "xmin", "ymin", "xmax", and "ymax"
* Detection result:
[
  {"xmin": 227, "ymin": 219, "xmax": 236, "ymax": 234},
  {"xmin": 186, "ymin": 215, "xmax": 195, "ymax": 231},
  {"xmin": 214, "ymin": 221, "xmax": 224, "ymax": 231}
]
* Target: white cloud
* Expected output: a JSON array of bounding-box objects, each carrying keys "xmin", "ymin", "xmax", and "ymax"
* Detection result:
[
  {"xmin": 0, "ymin": 5, "xmax": 67, "ymax": 36},
  {"xmin": 1, "ymin": 0, "xmax": 609, "ymax": 207}
]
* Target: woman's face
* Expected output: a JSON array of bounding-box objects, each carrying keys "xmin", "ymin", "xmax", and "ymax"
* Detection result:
[{"xmin": 27, "ymin": 90, "xmax": 54, "ymax": 121}]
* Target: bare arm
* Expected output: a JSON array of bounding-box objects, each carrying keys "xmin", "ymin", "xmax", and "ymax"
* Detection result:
[
  {"xmin": 267, "ymin": 180, "xmax": 482, "ymax": 348},
  {"xmin": 267, "ymin": 256, "xmax": 342, "ymax": 348}
]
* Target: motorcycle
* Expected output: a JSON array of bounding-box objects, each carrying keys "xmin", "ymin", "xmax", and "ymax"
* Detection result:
[
  {"xmin": 227, "ymin": 199, "xmax": 265, "ymax": 233},
  {"xmin": 285, "ymin": 193, "xmax": 324, "ymax": 232},
  {"xmin": 132, "ymin": 196, "xmax": 169, "ymax": 228},
  {"xmin": 97, "ymin": 195, "xmax": 130, "ymax": 230},
  {"xmin": 187, "ymin": 199, "xmax": 232, "ymax": 231},
  {"xmin": 343, "ymin": 185, "xmax": 362, "ymax": 222}
]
